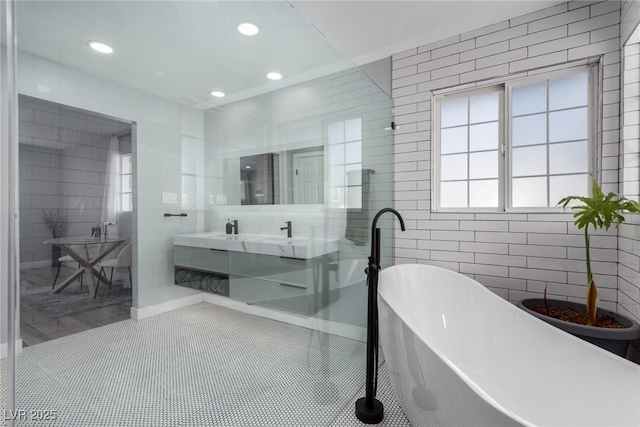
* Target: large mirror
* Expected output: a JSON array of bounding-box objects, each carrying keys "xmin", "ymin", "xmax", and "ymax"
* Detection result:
[{"xmin": 239, "ymin": 147, "xmax": 324, "ymax": 205}]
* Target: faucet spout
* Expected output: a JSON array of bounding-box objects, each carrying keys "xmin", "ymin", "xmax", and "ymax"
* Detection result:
[
  {"xmin": 370, "ymin": 208, "xmax": 405, "ymax": 258},
  {"xmin": 280, "ymin": 221, "xmax": 292, "ymax": 238}
]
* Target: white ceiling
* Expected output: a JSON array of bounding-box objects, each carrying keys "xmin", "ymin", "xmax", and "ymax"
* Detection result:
[
  {"xmin": 291, "ymin": 1, "xmax": 565, "ymax": 65},
  {"xmin": 16, "ymin": 1, "xmax": 565, "ymax": 109}
]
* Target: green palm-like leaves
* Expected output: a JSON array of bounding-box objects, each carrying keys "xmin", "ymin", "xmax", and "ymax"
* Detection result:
[
  {"xmin": 558, "ymin": 177, "xmax": 640, "ymax": 326},
  {"xmin": 558, "ymin": 179, "xmax": 640, "ymax": 232}
]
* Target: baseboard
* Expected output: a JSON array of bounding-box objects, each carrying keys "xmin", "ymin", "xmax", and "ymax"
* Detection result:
[
  {"xmin": 202, "ymin": 293, "xmax": 366, "ymax": 342},
  {"xmin": 20, "ymin": 260, "xmax": 51, "ymax": 270},
  {"xmin": 129, "ymin": 290, "xmax": 365, "ymax": 342},
  {"xmin": 131, "ymin": 293, "xmax": 204, "ymax": 320},
  {"xmin": 0, "ymin": 340, "xmax": 23, "ymax": 359}
]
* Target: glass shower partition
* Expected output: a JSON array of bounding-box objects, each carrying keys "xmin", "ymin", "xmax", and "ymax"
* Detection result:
[{"xmin": 5, "ymin": 1, "xmax": 395, "ymax": 425}]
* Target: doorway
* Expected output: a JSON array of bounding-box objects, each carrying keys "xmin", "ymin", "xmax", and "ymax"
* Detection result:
[
  {"xmin": 18, "ymin": 95, "xmax": 134, "ymax": 346},
  {"xmin": 293, "ymin": 150, "xmax": 324, "ymax": 204}
]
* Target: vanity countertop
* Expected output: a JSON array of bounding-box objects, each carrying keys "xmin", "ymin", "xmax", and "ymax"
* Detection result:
[{"xmin": 173, "ymin": 232, "xmax": 339, "ymax": 259}]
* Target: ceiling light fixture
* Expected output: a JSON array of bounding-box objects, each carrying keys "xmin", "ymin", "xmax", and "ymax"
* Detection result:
[
  {"xmin": 88, "ymin": 41, "xmax": 114, "ymax": 54},
  {"xmin": 267, "ymin": 72, "xmax": 282, "ymax": 80},
  {"xmin": 210, "ymin": 91, "xmax": 225, "ymax": 98},
  {"xmin": 238, "ymin": 23, "xmax": 259, "ymax": 36}
]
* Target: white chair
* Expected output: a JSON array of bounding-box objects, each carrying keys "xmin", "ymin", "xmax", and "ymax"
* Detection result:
[{"xmin": 98, "ymin": 243, "xmax": 132, "ymax": 295}]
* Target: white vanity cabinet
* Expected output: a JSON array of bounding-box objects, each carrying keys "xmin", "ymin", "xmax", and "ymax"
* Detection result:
[{"xmin": 173, "ymin": 232, "xmax": 340, "ymax": 315}]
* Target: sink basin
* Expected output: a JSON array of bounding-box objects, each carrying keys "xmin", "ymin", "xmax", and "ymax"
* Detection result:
[{"xmin": 173, "ymin": 232, "xmax": 339, "ymax": 259}]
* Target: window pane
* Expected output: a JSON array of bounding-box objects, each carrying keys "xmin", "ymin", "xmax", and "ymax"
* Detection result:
[
  {"xmin": 440, "ymin": 181, "xmax": 467, "ymax": 208},
  {"xmin": 121, "ymin": 194, "xmax": 132, "ymax": 212},
  {"xmin": 550, "ymin": 174, "xmax": 588, "ymax": 206},
  {"xmin": 121, "ymin": 155, "xmax": 131, "ymax": 174},
  {"xmin": 329, "ymin": 144, "xmax": 344, "ymax": 165},
  {"xmin": 345, "ymin": 166, "xmax": 362, "ymax": 186},
  {"xmin": 181, "ymin": 175, "xmax": 196, "ymax": 209},
  {"xmin": 330, "ymin": 165, "xmax": 345, "ymax": 186},
  {"xmin": 345, "ymin": 141, "xmax": 361, "ymax": 164},
  {"xmin": 512, "ymin": 177, "xmax": 547, "ymax": 207},
  {"xmin": 470, "ymin": 92, "xmax": 499, "ymax": 124},
  {"xmin": 346, "ymin": 186, "xmax": 362, "ymax": 209},
  {"xmin": 549, "ymin": 141, "xmax": 588, "ymax": 174},
  {"xmin": 470, "ymin": 122, "xmax": 498, "ymax": 151},
  {"xmin": 470, "ymin": 180, "xmax": 498, "ymax": 207},
  {"xmin": 512, "ymin": 82, "xmax": 546, "ymax": 116},
  {"xmin": 441, "ymin": 97, "xmax": 468, "ymax": 128},
  {"xmin": 345, "ymin": 118, "xmax": 362, "ymax": 142},
  {"xmin": 441, "ymin": 154, "xmax": 468, "ymax": 181},
  {"xmin": 549, "ymin": 73, "xmax": 588, "ymax": 110},
  {"xmin": 441, "ymin": 126, "xmax": 468, "ymax": 154},
  {"xmin": 181, "ymin": 138, "xmax": 198, "ymax": 175},
  {"xmin": 330, "ymin": 187, "xmax": 345, "ymax": 209},
  {"xmin": 512, "ymin": 146, "xmax": 547, "ymax": 177},
  {"xmin": 512, "ymin": 114, "xmax": 546, "ymax": 146},
  {"xmin": 328, "ymin": 122, "xmax": 344, "ymax": 144},
  {"xmin": 549, "ymin": 108, "xmax": 587, "ymax": 142},
  {"xmin": 470, "ymin": 151, "xmax": 498, "ymax": 179},
  {"xmin": 122, "ymin": 174, "xmax": 132, "ymax": 192}
]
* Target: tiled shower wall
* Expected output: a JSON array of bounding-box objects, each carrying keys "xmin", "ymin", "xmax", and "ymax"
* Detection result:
[
  {"xmin": 618, "ymin": 0, "xmax": 640, "ymax": 331},
  {"xmin": 391, "ymin": 1, "xmax": 625, "ymax": 311},
  {"xmin": 18, "ymin": 95, "xmax": 131, "ymax": 267}
]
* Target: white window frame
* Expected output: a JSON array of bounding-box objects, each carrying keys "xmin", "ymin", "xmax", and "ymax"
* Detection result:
[
  {"xmin": 433, "ymin": 85, "xmax": 505, "ymax": 212},
  {"xmin": 120, "ymin": 153, "xmax": 133, "ymax": 212},
  {"xmin": 433, "ymin": 63, "xmax": 598, "ymax": 213}
]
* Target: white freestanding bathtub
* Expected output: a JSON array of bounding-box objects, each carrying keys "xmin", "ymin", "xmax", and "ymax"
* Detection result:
[{"xmin": 378, "ymin": 264, "xmax": 640, "ymax": 427}]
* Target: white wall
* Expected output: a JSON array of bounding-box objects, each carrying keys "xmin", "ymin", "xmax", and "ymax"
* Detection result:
[
  {"xmin": 618, "ymin": 0, "xmax": 640, "ymax": 359},
  {"xmin": 391, "ymin": 0, "xmax": 623, "ymax": 310},
  {"xmin": 17, "ymin": 51, "xmax": 205, "ymax": 308}
]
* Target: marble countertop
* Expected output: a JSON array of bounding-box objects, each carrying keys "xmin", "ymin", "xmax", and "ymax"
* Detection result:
[{"xmin": 173, "ymin": 232, "xmax": 339, "ymax": 259}]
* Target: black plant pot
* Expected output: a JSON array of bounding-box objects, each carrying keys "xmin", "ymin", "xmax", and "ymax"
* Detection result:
[
  {"xmin": 518, "ymin": 298, "xmax": 640, "ymax": 357},
  {"xmin": 51, "ymin": 244, "xmax": 61, "ymax": 267}
]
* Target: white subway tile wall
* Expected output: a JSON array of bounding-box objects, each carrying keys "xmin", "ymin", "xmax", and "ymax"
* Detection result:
[
  {"xmin": 619, "ymin": 0, "xmax": 640, "ymax": 357},
  {"xmin": 391, "ymin": 1, "xmax": 635, "ymax": 317}
]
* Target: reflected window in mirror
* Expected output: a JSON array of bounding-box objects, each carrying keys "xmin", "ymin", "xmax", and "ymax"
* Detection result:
[{"xmin": 328, "ymin": 117, "xmax": 363, "ymax": 209}]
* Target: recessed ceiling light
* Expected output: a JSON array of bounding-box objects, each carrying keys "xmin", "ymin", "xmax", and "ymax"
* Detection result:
[
  {"xmin": 267, "ymin": 72, "xmax": 282, "ymax": 80},
  {"xmin": 210, "ymin": 91, "xmax": 225, "ymax": 98},
  {"xmin": 88, "ymin": 41, "xmax": 113, "ymax": 54},
  {"xmin": 238, "ymin": 23, "xmax": 259, "ymax": 36}
]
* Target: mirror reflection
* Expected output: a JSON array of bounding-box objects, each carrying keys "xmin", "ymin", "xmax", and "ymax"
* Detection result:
[{"xmin": 239, "ymin": 147, "xmax": 325, "ymax": 205}]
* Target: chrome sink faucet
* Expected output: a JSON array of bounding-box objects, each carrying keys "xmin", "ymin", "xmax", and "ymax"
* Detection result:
[{"xmin": 280, "ymin": 221, "xmax": 292, "ymax": 238}]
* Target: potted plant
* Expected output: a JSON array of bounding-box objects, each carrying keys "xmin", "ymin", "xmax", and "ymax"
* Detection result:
[
  {"xmin": 518, "ymin": 178, "xmax": 640, "ymax": 357},
  {"xmin": 41, "ymin": 209, "xmax": 68, "ymax": 267}
]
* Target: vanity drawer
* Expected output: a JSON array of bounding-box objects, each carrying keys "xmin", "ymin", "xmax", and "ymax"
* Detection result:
[
  {"xmin": 174, "ymin": 246, "xmax": 229, "ymax": 274},
  {"xmin": 229, "ymin": 276, "xmax": 306, "ymax": 304},
  {"xmin": 229, "ymin": 252, "xmax": 309, "ymax": 283}
]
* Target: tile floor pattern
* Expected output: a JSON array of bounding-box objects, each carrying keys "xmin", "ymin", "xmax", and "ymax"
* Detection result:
[
  {"xmin": 2, "ymin": 303, "xmax": 409, "ymax": 426},
  {"xmin": 330, "ymin": 362, "xmax": 410, "ymax": 427}
]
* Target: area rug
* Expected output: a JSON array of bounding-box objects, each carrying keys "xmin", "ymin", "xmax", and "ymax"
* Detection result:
[{"xmin": 21, "ymin": 281, "xmax": 132, "ymax": 318}]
